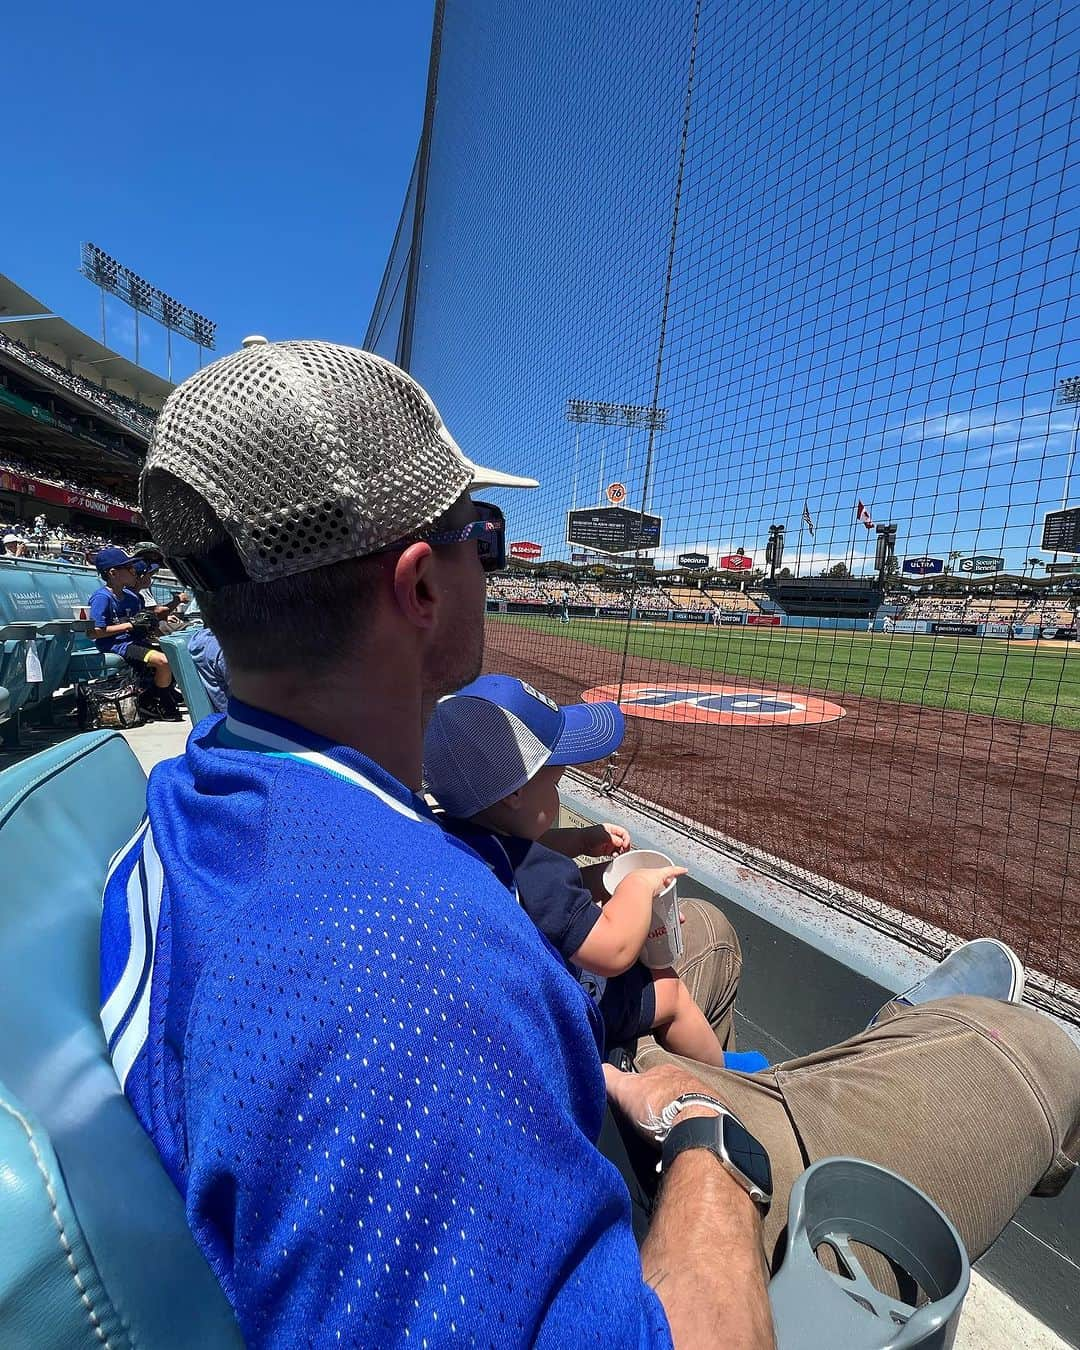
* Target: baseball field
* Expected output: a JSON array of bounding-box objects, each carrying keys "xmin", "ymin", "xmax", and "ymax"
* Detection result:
[{"xmin": 484, "ymin": 612, "xmax": 1080, "ymax": 995}]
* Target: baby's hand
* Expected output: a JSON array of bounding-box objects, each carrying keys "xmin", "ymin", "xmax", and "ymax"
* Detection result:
[
  {"xmin": 635, "ymin": 865, "xmax": 687, "ymax": 897},
  {"xmin": 593, "ymin": 822, "xmax": 632, "ymax": 856},
  {"xmin": 577, "ymin": 822, "xmax": 632, "ymax": 857}
]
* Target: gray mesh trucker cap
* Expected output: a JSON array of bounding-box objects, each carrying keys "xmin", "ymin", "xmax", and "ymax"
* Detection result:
[{"xmin": 141, "ymin": 338, "xmax": 537, "ymax": 589}]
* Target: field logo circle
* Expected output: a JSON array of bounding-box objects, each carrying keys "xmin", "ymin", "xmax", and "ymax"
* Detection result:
[{"xmin": 582, "ymin": 681, "xmax": 846, "ymax": 727}]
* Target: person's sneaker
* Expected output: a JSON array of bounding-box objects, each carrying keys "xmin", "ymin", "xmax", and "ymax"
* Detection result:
[{"xmin": 871, "ymin": 938, "xmax": 1025, "ymax": 1026}]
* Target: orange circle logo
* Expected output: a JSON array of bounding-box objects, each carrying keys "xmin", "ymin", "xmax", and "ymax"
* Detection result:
[
  {"xmin": 606, "ymin": 482, "xmax": 627, "ymax": 505},
  {"xmin": 583, "ymin": 682, "xmax": 846, "ymax": 727}
]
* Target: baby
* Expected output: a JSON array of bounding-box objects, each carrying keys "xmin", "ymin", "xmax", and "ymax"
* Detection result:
[{"xmin": 423, "ymin": 674, "xmax": 727, "ymax": 1065}]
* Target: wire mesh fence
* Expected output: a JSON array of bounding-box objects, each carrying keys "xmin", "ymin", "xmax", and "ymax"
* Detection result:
[{"xmin": 368, "ymin": 0, "xmax": 1080, "ymax": 1018}]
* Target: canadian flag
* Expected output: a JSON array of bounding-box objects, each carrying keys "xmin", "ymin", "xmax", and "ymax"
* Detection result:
[{"xmin": 856, "ymin": 499, "xmax": 875, "ymax": 530}]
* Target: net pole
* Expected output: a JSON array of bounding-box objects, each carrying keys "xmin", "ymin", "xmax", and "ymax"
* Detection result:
[{"xmin": 616, "ymin": 0, "xmax": 704, "ymax": 706}]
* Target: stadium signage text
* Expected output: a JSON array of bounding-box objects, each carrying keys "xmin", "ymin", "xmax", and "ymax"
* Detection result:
[
  {"xmin": 508, "ymin": 540, "xmax": 542, "ymax": 561},
  {"xmin": 677, "ymin": 552, "xmax": 710, "ymax": 570},
  {"xmin": 582, "ymin": 682, "xmax": 845, "ymax": 727},
  {"xmin": 1041, "ymin": 507, "xmax": 1080, "ymax": 554},
  {"xmin": 902, "ymin": 556, "xmax": 945, "ymax": 575},
  {"xmin": 959, "ymin": 556, "xmax": 1005, "ymax": 573},
  {"xmin": 746, "ymin": 613, "xmax": 781, "ymax": 626},
  {"xmin": 720, "ymin": 552, "xmax": 753, "ymax": 570},
  {"xmin": 933, "ymin": 621, "xmax": 980, "ymax": 636},
  {"xmin": 566, "ymin": 506, "xmax": 662, "ymax": 555},
  {"xmin": 606, "ymin": 482, "xmax": 627, "ymax": 505}
]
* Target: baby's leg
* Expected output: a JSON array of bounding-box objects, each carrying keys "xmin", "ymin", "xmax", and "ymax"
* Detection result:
[{"xmin": 650, "ymin": 967, "xmax": 727, "ymax": 1067}]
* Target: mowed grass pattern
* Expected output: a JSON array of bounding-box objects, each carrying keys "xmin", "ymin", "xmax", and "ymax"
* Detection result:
[{"xmin": 490, "ymin": 614, "xmax": 1080, "ymax": 728}]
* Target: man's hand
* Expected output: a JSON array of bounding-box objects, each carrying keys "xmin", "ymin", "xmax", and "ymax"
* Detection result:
[
  {"xmin": 608, "ymin": 1063, "xmax": 776, "ymax": 1349},
  {"xmin": 603, "ymin": 1061, "xmax": 727, "ymax": 1143}
]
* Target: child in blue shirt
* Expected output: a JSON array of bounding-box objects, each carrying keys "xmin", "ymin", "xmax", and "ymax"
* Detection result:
[{"xmin": 424, "ymin": 675, "xmax": 729, "ymax": 1065}]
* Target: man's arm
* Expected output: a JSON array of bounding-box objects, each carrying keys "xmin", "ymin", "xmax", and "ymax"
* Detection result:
[{"xmin": 605, "ymin": 1063, "xmax": 776, "ymax": 1350}]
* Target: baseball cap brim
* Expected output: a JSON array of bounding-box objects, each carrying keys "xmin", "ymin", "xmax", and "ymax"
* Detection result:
[
  {"xmin": 463, "ymin": 454, "xmax": 539, "ymax": 490},
  {"xmin": 547, "ymin": 700, "xmax": 625, "ymax": 766}
]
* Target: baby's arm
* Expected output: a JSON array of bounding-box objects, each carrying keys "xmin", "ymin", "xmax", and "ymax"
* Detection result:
[
  {"xmin": 540, "ymin": 822, "xmax": 632, "ymax": 860},
  {"xmin": 570, "ymin": 865, "xmax": 686, "ymax": 977}
]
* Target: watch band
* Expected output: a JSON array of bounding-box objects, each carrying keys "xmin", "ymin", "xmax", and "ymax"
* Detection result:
[{"xmin": 660, "ymin": 1114, "xmax": 772, "ymax": 1211}]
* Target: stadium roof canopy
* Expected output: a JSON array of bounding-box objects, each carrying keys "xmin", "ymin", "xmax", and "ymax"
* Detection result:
[{"xmin": 0, "ymin": 272, "xmax": 173, "ymax": 410}]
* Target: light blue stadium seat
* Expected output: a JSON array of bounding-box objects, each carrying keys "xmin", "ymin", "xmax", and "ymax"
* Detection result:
[
  {"xmin": 0, "ymin": 731, "xmax": 241, "ymax": 1347},
  {"xmin": 159, "ymin": 630, "xmax": 216, "ymax": 724},
  {"xmin": 0, "ymin": 569, "xmax": 79, "ymax": 709}
]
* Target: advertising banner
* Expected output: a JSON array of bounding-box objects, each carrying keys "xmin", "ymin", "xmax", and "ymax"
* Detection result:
[
  {"xmin": 933, "ymin": 621, "xmax": 979, "ymax": 636},
  {"xmin": 567, "ymin": 505, "xmax": 662, "ymax": 554},
  {"xmin": 902, "ymin": 556, "xmax": 945, "ymax": 576},
  {"xmin": 983, "ymin": 623, "xmax": 1013, "ymax": 636},
  {"xmin": 508, "ymin": 540, "xmax": 542, "ymax": 561},
  {"xmin": 720, "ymin": 552, "xmax": 753, "ymax": 570},
  {"xmin": 716, "ymin": 613, "xmax": 747, "ymax": 625},
  {"xmin": 570, "ymin": 552, "xmax": 591, "ymax": 562},
  {"xmin": 677, "ymin": 552, "xmax": 710, "ymax": 570},
  {"xmin": 959, "ymin": 555, "xmax": 1005, "ymax": 573},
  {"xmin": 670, "ymin": 610, "xmax": 712, "ymax": 623},
  {"xmin": 747, "ymin": 613, "xmax": 781, "ymax": 626},
  {"xmin": 20, "ymin": 479, "xmax": 142, "ymax": 526},
  {"xmin": 598, "ymin": 605, "xmax": 627, "ymax": 617},
  {"xmin": 636, "ymin": 609, "xmax": 670, "ymax": 620}
]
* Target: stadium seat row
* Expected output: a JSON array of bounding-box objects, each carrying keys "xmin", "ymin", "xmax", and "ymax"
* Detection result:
[{"xmin": 0, "ymin": 559, "xmax": 175, "ymax": 739}]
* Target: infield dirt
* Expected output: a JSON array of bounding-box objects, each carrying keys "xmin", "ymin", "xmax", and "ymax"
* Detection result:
[{"xmin": 485, "ymin": 618, "xmax": 1080, "ymax": 990}]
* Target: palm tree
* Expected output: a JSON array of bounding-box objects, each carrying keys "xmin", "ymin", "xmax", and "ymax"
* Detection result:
[{"xmin": 1026, "ymin": 557, "xmax": 1042, "ymax": 581}]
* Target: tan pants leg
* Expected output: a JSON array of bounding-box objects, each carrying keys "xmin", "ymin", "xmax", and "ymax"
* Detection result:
[
  {"xmin": 637, "ymin": 993, "xmax": 1080, "ymax": 1268},
  {"xmin": 657, "ymin": 896, "xmax": 743, "ymax": 1050}
]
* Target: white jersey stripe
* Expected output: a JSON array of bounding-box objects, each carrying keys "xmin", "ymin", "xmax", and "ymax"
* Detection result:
[
  {"xmin": 286, "ymin": 751, "xmax": 429, "ymax": 825},
  {"xmin": 111, "ymin": 823, "xmax": 165, "ymax": 1089},
  {"xmin": 100, "ymin": 824, "xmax": 153, "ymax": 1044}
]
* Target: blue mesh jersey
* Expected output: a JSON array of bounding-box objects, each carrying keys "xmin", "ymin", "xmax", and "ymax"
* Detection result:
[{"xmin": 100, "ymin": 700, "xmax": 672, "ymax": 1348}]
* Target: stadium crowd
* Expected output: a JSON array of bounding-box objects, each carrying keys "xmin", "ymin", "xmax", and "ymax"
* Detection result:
[
  {"xmin": 0, "ymin": 330, "xmax": 157, "ymax": 435},
  {"xmin": 0, "ymin": 450, "xmax": 137, "ymax": 508},
  {"xmin": 486, "ymin": 574, "xmax": 721, "ymax": 612}
]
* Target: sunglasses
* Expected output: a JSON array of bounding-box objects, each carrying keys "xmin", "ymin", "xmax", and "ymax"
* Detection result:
[{"xmin": 388, "ymin": 500, "xmax": 506, "ymax": 572}]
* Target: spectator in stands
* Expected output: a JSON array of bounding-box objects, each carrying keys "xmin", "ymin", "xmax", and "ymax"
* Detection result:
[
  {"xmin": 186, "ymin": 626, "xmax": 230, "ymax": 713},
  {"xmin": 106, "ymin": 340, "xmax": 1080, "ymax": 1349},
  {"xmin": 87, "ymin": 546, "xmax": 181, "ymax": 721},
  {"xmin": 2, "ymin": 528, "xmax": 27, "ymax": 557}
]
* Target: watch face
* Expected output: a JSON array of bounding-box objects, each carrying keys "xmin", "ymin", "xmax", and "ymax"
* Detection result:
[{"xmin": 722, "ymin": 1114, "xmax": 772, "ymax": 1196}]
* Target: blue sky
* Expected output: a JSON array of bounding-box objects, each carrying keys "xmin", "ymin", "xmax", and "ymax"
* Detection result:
[
  {"xmin": 377, "ymin": 0, "xmax": 1080, "ymax": 574},
  {"xmin": 0, "ymin": 0, "xmax": 432, "ymax": 385}
]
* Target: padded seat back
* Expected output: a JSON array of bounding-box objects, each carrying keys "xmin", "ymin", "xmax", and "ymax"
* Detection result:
[
  {"xmin": 0, "ymin": 731, "xmax": 241, "ymax": 1347},
  {"xmin": 159, "ymin": 632, "xmax": 216, "ymax": 724},
  {"xmin": 0, "ymin": 569, "xmax": 77, "ymax": 702}
]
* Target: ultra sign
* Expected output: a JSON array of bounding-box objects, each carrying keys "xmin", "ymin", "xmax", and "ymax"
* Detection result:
[{"xmin": 902, "ymin": 556, "xmax": 944, "ymax": 576}]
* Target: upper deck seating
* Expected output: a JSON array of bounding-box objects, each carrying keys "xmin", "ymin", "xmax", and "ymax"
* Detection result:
[{"xmin": 0, "ymin": 730, "xmax": 241, "ymax": 1347}]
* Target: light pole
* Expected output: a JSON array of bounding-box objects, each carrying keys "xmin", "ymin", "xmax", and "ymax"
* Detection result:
[{"xmin": 1057, "ymin": 374, "xmax": 1080, "ymax": 511}]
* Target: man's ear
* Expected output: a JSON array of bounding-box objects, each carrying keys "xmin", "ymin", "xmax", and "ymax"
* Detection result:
[{"xmin": 391, "ymin": 542, "xmax": 439, "ymax": 629}]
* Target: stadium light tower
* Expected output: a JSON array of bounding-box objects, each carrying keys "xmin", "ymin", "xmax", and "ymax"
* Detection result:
[
  {"xmin": 765, "ymin": 523, "xmax": 785, "ymax": 579},
  {"xmin": 1057, "ymin": 374, "xmax": 1080, "ymax": 511},
  {"xmin": 79, "ymin": 242, "xmax": 217, "ymax": 378}
]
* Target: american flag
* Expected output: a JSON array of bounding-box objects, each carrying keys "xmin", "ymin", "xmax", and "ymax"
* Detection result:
[
  {"xmin": 802, "ymin": 502, "xmax": 815, "ymax": 536},
  {"xmin": 856, "ymin": 499, "xmax": 875, "ymax": 530}
]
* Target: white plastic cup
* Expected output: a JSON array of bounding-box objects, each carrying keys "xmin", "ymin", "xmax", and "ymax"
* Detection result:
[{"xmin": 603, "ymin": 848, "xmax": 685, "ymax": 969}]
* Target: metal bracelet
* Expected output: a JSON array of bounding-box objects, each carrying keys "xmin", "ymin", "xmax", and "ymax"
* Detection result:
[{"xmin": 647, "ymin": 1092, "xmax": 728, "ymax": 1142}]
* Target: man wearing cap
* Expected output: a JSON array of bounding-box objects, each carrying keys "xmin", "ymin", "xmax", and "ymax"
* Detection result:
[
  {"xmin": 88, "ymin": 546, "xmax": 182, "ymax": 719},
  {"xmin": 100, "ymin": 340, "xmax": 1079, "ymax": 1350}
]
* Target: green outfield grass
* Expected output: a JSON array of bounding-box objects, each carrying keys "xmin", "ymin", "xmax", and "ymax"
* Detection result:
[{"xmin": 489, "ymin": 614, "xmax": 1080, "ymax": 728}]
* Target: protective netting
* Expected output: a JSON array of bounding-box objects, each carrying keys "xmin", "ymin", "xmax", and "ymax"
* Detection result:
[{"xmin": 368, "ymin": 0, "xmax": 1080, "ymax": 1017}]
